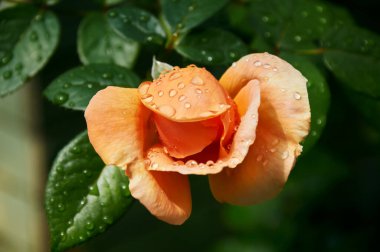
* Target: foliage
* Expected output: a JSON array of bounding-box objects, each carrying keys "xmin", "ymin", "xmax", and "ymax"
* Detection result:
[{"xmin": 1, "ymin": 0, "xmax": 379, "ymax": 251}]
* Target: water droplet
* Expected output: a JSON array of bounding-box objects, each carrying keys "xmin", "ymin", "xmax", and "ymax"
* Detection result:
[
  {"xmin": 102, "ymin": 72, "xmax": 112, "ymax": 79},
  {"xmin": 186, "ymin": 160, "xmax": 197, "ymax": 167},
  {"xmin": 99, "ymin": 225, "xmax": 105, "ymax": 232},
  {"xmin": 3, "ymin": 70, "xmax": 12, "ymax": 79},
  {"xmin": 80, "ymin": 199, "xmax": 86, "ymax": 206},
  {"xmin": 141, "ymin": 94, "xmax": 154, "ymax": 103},
  {"xmin": 281, "ymin": 88, "xmax": 286, "ymax": 92},
  {"xmin": 63, "ymin": 83, "xmax": 70, "ymax": 89},
  {"xmin": 87, "ymin": 83, "xmax": 93, "ymax": 88},
  {"xmin": 103, "ymin": 216, "xmax": 113, "ymax": 224},
  {"xmin": 311, "ymin": 131, "xmax": 317, "ymax": 136},
  {"xmin": 188, "ymin": 5, "xmax": 195, "ymax": 11},
  {"xmin": 29, "ymin": 31, "xmax": 38, "ymax": 41},
  {"xmin": 281, "ymin": 151, "xmax": 289, "ymax": 160},
  {"xmin": 264, "ymin": 31, "xmax": 271, "ymax": 38},
  {"xmin": 108, "ymin": 11, "xmax": 117, "ymax": 18},
  {"xmin": 263, "ymin": 160, "xmax": 268, "ymax": 166},
  {"xmin": 169, "ymin": 72, "xmax": 181, "ymax": 80},
  {"xmin": 34, "ymin": 14, "xmax": 43, "ymax": 21},
  {"xmin": 195, "ymin": 88, "xmax": 202, "ymax": 94},
  {"xmin": 270, "ymin": 148, "xmax": 276, "ymax": 153},
  {"xmin": 158, "ymin": 90, "xmax": 164, "ymax": 97},
  {"xmin": 86, "ymin": 221, "xmax": 94, "ymax": 230},
  {"xmin": 256, "ymin": 155, "xmax": 263, "ymax": 162},
  {"xmin": 79, "ymin": 236, "xmax": 84, "ymax": 241},
  {"xmin": 294, "ymin": 35, "xmax": 302, "ymax": 42},
  {"xmin": 301, "ymin": 11, "xmax": 309, "ymax": 17},
  {"xmin": 177, "ymin": 23, "xmax": 183, "ymax": 29},
  {"xmin": 55, "ymin": 182, "xmax": 60, "ymax": 188},
  {"xmin": 83, "ymin": 169, "xmax": 89, "ymax": 176},
  {"xmin": 1, "ymin": 54, "xmax": 12, "ymax": 64},
  {"xmin": 206, "ymin": 160, "xmax": 214, "ymax": 166},
  {"xmin": 169, "ymin": 89, "xmax": 177, "ymax": 97},
  {"xmin": 177, "ymin": 82, "xmax": 185, "ymax": 89},
  {"xmin": 229, "ymin": 52, "xmax": 236, "ymax": 58},
  {"xmin": 293, "ymin": 92, "xmax": 301, "ymax": 100},
  {"xmin": 68, "ymin": 220, "xmax": 73, "ymax": 225},
  {"xmin": 191, "ymin": 76, "xmax": 204, "ymax": 85},
  {"xmin": 60, "ymin": 232, "xmax": 66, "ymax": 240},
  {"xmin": 54, "ymin": 92, "xmax": 68, "ymax": 105},
  {"xmin": 140, "ymin": 15, "xmax": 148, "ymax": 21},
  {"xmin": 263, "ymin": 63, "xmax": 271, "ymax": 69},
  {"xmin": 232, "ymin": 62, "xmax": 237, "ymax": 67},
  {"xmin": 158, "ymin": 105, "xmax": 176, "ymax": 117},
  {"xmin": 146, "ymin": 36, "xmax": 153, "ymax": 42},
  {"xmin": 272, "ymin": 139, "xmax": 279, "ymax": 146},
  {"xmin": 317, "ymin": 118, "xmax": 323, "ymax": 125},
  {"xmin": 151, "ymin": 162, "xmax": 159, "ymax": 169},
  {"xmin": 207, "ymin": 56, "xmax": 213, "ymax": 62},
  {"xmin": 178, "ymin": 95, "xmax": 186, "ymax": 102},
  {"xmin": 58, "ymin": 203, "xmax": 65, "ymax": 212},
  {"xmin": 139, "ymin": 82, "xmax": 150, "ymax": 95},
  {"xmin": 201, "ymin": 50, "xmax": 206, "ymax": 55},
  {"xmin": 254, "ymin": 60, "xmax": 262, "ymax": 66},
  {"xmin": 184, "ymin": 102, "xmax": 191, "ymax": 109},
  {"xmin": 316, "ymin": 5, "xmax": 324, "ymax": 12},
  {"xmin": 121, "ymin": 184, "xmax": 127, "ymax": 190},
  {"xmin": 319, "ymin": 17, "xmax": 327, "ymax": 24}
]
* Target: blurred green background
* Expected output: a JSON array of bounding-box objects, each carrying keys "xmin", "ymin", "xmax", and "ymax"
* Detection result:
[{"xmin": 1, "ymin": 0, "xmax": 380, "ymax": 251}]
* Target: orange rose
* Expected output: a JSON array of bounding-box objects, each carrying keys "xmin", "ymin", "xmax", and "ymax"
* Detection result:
[{"xmin": 85, "ymin": 53, "xmax": 310, "ymax": 225}]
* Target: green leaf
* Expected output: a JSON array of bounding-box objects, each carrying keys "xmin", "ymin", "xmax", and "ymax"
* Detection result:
[
  {"xmin": 78, "ymin": 12, "xmax": 139, "ymax": 69},
  {"xmin": 322, "ymin": 25, "xmax": 380, "ymax": 98},
  {"xmin": 151, "ymin": 56, "xmax": 173, "ymax": 79},
  {"xmin": 248, "ymin": 0, "xmax": 350, "ymax": 51},
  {"xmin": 176, "ymin": 29, "xmax": 248, "ymax": 66},
  {"xmin": 45, "ymin": 131, "xmax": 133, "ymax": 252},
  {"xmin": 281, "ymin": 53, "xmax": 330, "ymax": 152},
  {"xmin": 91, "ymin": 0, "xmax": 125, "ymax": 6},
  {"xmin": 346, "ymin": 91, "xmax": 380, "ymax": 131},
  {"xmin": 0, "ymin": 5, "xmax": 60, "ymax": 96},
  {"xmin": 107, "ymin": 6, "xmax": 165, "ymax": 44},
  {"xmin": 161, "ymin": 0, "xmax": 229, "ymax": 35},
  {"xmin": 44, "ymin": 64, "xmax": 140, "ymax": 110}
]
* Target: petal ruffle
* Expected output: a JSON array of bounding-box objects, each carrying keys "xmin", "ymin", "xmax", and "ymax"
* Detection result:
[
  {"xmin": 147, "ymin": 80, "xmax": 260, "ymax": 175},
  {"xmin": 126, "ymin": 161, "xmax": 192, "ymax": 225},
  {"xmin": 85, "ymin": 86, "xmax": 151, "ymax": 167},
  {"xmin": 209, "ymin": 53, "xmax": 310, "ymax": 205}
]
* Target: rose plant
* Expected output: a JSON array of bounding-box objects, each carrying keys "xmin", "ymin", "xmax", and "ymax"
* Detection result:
[{"xmin": 85, "ymin": 53, "xmax": 310, "ymax": 224}]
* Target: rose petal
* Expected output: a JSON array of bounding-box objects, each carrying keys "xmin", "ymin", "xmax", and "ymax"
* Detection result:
[
  {"xmin": 220, "ymin": 53, "xmax": 310, "ymax": 143},
  {"xmin": 85, "ymin": 87, "xmax": 152, "ymax": 167},
  {"xmin": 138, "ymin": 65, "xmax": 230, "ymax": 122},
  {"xmin": 126, "ymin": 161, "xmax": 191, "ymax": 225},
  {"xmin": 209, "ymin": 53, "xmax": 310, "ymax": 205},
  {"xmin": 153, "ymin": 113, "xmax": 221, "ymax": 158},
  {"xmin": 147, "ymin": 80, "xmax": 260, "ymax": 175}
]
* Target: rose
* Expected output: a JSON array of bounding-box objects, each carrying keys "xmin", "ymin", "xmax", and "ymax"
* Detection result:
[{"xmin": 85, "ymin": 53, "xmax": 310, "ymax": 225}]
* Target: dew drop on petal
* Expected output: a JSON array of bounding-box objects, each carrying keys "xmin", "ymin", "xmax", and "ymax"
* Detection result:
[
  {"xmin": 151, "ymin": 162, "xmax": 159, "ymax": 169},
  {"xmin": 141, "ymin": 94, "xmax": 154, "ymax": 103},
  {"xmin": 293, "ymin": 92, "xmax": 301, "ymax": 100},
  {"xmin": 177, "ymin": 82, "xmax": 185, "ymax": 89},
  {"xmin": 184, "ymin": 102, "xmax": 191, "ymax": 109},
  {"xmin": 158, "ymin": 90, "xmax": 164, "ymax": 97},
  {"xmin": 186, "ymin": 160, "xmax": 197, "ymax": 167},
  {"xmin": 169, "ymin": 72, "xmax": 181, "ymax": 80},
  {"xmin": 254, "ymin": 60, "xmax": 262, "ymax": 66},
  {"xmin": 256, "ymin": 155, "xmax": 263, "ymax": 162},
  {"xmin": 195, "ymin": 88, "xmax": 202, "ymax": 94},
  {"xmin": 139, "ymin": 83, "xmax": 150, "ymax": 95},
  {"xmin": 263, "ymin": 63, "xmax": 271, "ymax": 69},
  {"xmin": 178, "ymin": 95, "xmax": 186, "ymax": 102},
  {"xmin": 191, "ymin": 76, "xmax": 204, "ymax": 85},
  {"xmin": 169, "ymin": 89, "xmax": 177, "ymax": 97},
  {"xmin": 158, "ymin": 105, "xmax": 176, "ymax": 117},
  {"xmin": 281, "ymin": 151, "xmax": 289, "ymax": 160}
]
